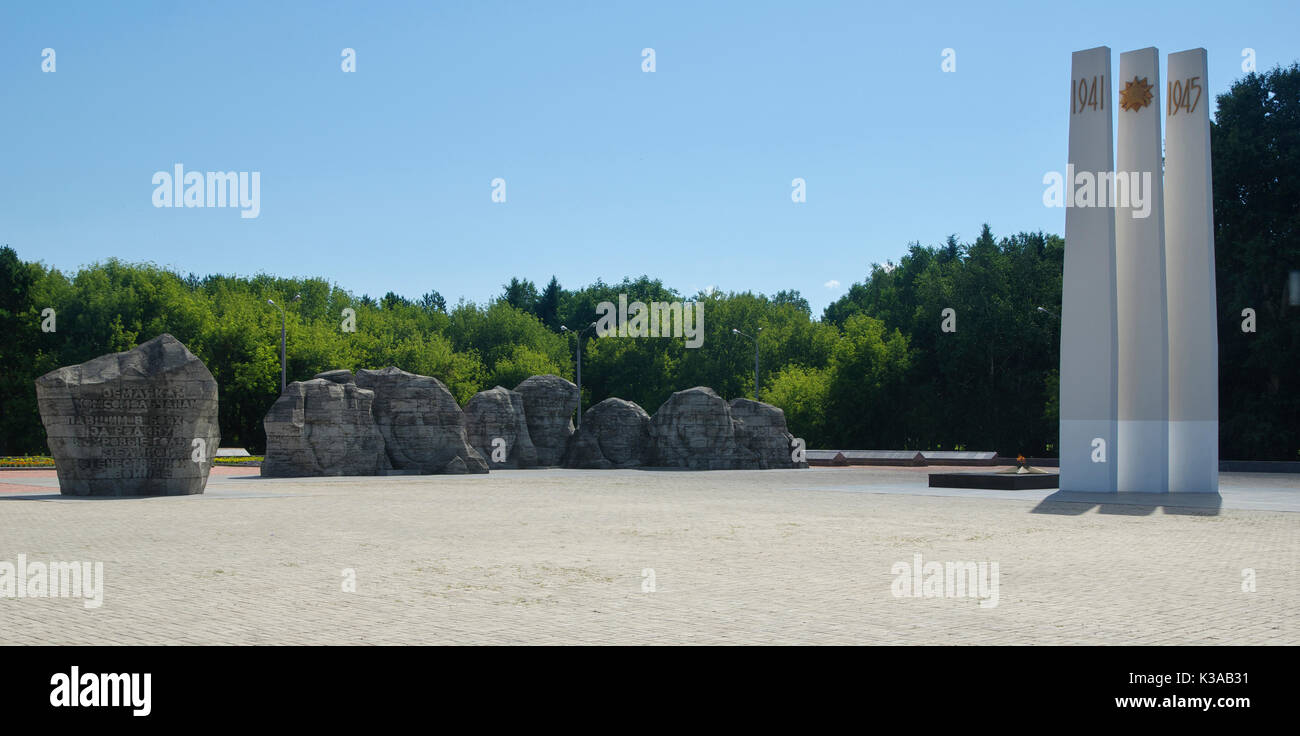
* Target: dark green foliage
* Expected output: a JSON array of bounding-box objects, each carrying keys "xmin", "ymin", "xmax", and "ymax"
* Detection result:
[
  {"xmin": 820, "ymin": 228, "xmax": 1063, "ymax": 455},
  {"xmin": 1212, "ymin": 63, "xmax": 1300, "ymax": 461}
]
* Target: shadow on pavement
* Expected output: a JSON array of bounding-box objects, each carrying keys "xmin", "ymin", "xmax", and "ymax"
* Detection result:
[
  {"xmin": 1031, "ymin": 491, "xmax": 1222, "ymax": 516},
  {"xmin": 0, "ymin": 493, "xmax": 158, "ymax": 501}
]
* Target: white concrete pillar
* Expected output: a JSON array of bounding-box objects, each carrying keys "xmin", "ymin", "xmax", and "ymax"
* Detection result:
[
  {"xmin": 1060, "ymin": 47, "xmax": 1118, "ymax": 492},
  {"xmin": 1165, "ymin": 48, "xmax": 1219, "ymax": 492},
  {"xmin": 1115, "ymin": 47, "xmax": 1169, "ymax": 492}
]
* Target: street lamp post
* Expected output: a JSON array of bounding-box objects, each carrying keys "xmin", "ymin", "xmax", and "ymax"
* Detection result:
[
  {"xmin": 561, "ymin": 322, "xmax": 598, "ymax": 427},
  {"xmin": 732, "ymin": 327, "xmax": 763, "ymax": 401},
  {"xmin": 267, "ymin": 293, "xmax": 301, "ymax": 393}
]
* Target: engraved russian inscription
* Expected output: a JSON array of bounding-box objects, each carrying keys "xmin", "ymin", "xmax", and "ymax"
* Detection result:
[{"xmin": 34, "ymin": 334, "xmax": 220, "ymax": 496}]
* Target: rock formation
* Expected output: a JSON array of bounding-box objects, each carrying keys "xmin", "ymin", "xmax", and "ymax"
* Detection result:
[
  {"xmin": 35, "ymin": 333, "xmax": 220, "ymax": 496},
  {"xmin": 729, "ymin": 398, "xmax": 807, "ymax": 469},
  {"xmin": 261, "ymin": 373, "xmax": 391, "ymax": 478},
  {"xmin": 564, "ymin": 398, "xmax": 652, "ymax": 469},
  {"xmin": 648, "ymin": 387, "xmax": 759, "ymax": 470},
  {"xmin": 355, "ymin": 367, "xmax": 488, "ymax": 474},
  {"xmin": 513, "ymin": 374, "xmax": 578, "ymax": 466},
  {"xmin": 463, "ymin": 386, "xmax": 537, "ymax": 468},
  {"xmin": 313, "ymin": 369, "xmax": 355, "ymax": 385},
  {"xmin": 258, "ymin": 367, "xmax": 806, "ymax": 477}
]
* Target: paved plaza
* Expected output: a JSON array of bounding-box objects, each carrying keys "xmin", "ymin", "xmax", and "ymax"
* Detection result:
[{"xmin": 1, "ymin": 466, "xmax": 1296, "ymax": 645}]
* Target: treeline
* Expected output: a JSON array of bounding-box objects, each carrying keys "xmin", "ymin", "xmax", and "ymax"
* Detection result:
[
  {"xmin": 815, "ymin": 228, "xmax": 1063, "ymax": 455},
  {"xmin": 0, "ymin": 65, "xmax": 1294, "ymax": 460},
  {"xmin": 1208, "ymin": 64, "xmax": 1300, "ymax": 461},
  {"xmin": 0, "ymin": 237, "xmax": 1061, "ymax": 456}
]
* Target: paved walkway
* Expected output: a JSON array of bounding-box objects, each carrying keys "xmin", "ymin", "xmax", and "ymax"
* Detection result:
[{"xmin": 1, "ymin": 467, "xmax": 1296, "ymax": 644}]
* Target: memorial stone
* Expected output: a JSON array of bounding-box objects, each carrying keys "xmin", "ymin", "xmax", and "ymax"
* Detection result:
[
  {"xmin": 729, "ymin": 398, "xmax": 807, "ymax": 469},
  {"xmin": 513, "ymin": 374, "xmax": 579, "ymax": 466},
  {"xmin": 649, "ymin": 387, "xmax": 759, "ymax": 470},
  {"xmin": 261, "ymin": 374, "xmax": 391, "ymax": 477},
  {"xmin": 35, "ymin": 333, "xmax": 220, "ymax": 496},
  {"xmin": 564, "ymin": 398, "xmax": 652, "ymax": 469},
  {"xmin": 355, "ymin": 367, "xmax": 488, "ymax": 474},
  {"xmin": 464, "ymin": 386, "xmax": 537, "ymax": 469}
]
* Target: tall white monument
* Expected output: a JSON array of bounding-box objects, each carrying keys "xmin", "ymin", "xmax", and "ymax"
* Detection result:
[
  {"xmin": 1164, "ymin": 48, "xmax": 1219, "ymax": 492},
  {"xmin": 1115, "ymin": 48, "xmax": 1169, "ymax": 492},
  {"xmin": 1059, "ymin": 47, "xmax": 1118, "ymax": 493}
]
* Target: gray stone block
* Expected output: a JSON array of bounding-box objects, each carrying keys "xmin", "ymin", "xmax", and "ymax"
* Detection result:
[
  {"xmin": 314, "ymin": 369, "xmax": 355, "ymax": 385},
  {"xmin": 261, "ymin": 377, "xmax": 391, "ymax": 477},
  {"xmin": 464, "ymin": 386, "xmax": 537, "ymax": 468},
  {"xmin": 564, "ymin": 398, "xmax": 652, "ymax": 469},
  {"xmin": 513, "ymin": 374, "xmax": 578, "ymax": 466},
  {"xmin": 35, "ymin": 333, "xmax": 220, "ymax": 496},
  {"xmin": 729, "ymin": 398, "xmax": 808, "ymax": 469},
  {"xmin": 649, "ymin": 387, "xmax": 759, "ymax": 470},
  {"xmin": 356, "ymin": 367, "xmax": 488, "ymax": 474}
]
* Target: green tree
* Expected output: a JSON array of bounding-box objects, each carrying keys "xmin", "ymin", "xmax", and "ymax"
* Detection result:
[
  {"xmin": 419, "ymin": 290, "xmax": 447, "ymax": 313},
  {"xmin": 822, "ymin": 228, "xmax": 1061, "ymax": 454},
  {"xmin": 764, "ymin": 365, "xmax": 832, "ymax": 446},
  {"xmin": 0, "ymin": 246, "xmax": 42, "ymax": 453},
  {"xmin": 537, "ymin": 276, "xmax": 563, "ymax": 331},
  {"xmin": 447, "ymin": 301, "xmax": 569, "ymax": 383},
  {"xmin": 1212, "ymin": 63, "xmax": 1300, "ymax": 460},
  {"xmin": 824, "ymin": 314, "xmax": 911, "ymax": 448},
  {"xmin": 501, "ymin": 277, "xmax": 539, "ymax": 316}
]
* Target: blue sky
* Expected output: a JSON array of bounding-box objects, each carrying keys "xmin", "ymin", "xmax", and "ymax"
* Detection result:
[{"xmin": 3, "ymin": 0, "xmax": 1296, "ymax": 315}]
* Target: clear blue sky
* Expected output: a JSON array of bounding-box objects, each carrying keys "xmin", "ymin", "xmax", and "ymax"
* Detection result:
[{"xmin": 3, "ymin": 0, "xmax": 1295, "ymax": 315}]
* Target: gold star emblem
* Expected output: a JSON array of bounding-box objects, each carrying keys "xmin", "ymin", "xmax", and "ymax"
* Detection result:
[{"xmin": 1119, "ymin": 76, "xmax": 1153, "ymax": 111}]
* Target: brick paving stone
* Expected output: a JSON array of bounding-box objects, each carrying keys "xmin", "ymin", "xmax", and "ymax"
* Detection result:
[{"xmin": 0, "ymin": 467, "xmax": 1295, "ymax": 645}]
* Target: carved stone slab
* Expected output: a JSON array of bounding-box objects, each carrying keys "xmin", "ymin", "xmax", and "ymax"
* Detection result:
[
  {"xmin": 648, "ymin": 387, "xmax": 759, "ymax": 470},
  {"xmin": 261, "ymin": 374, "xmax": 391, "ymax": 477},
  {"xmin": 464, "ymin": 386, "xmax": 537, "ymax": 469},
  {"xmin": 356, "ymin": 367, "xmax": 488, "ymax": 474},
  {"xmin": 35, "ymin": 334, "xmax": 220, "ymax": 496},
  {"xmin": 730, "ymin": 398, "xmax": 807, "ymax": 469},
  {"xmin": 513, "ymin": 374, "xmax": 578, "ymax": 467},
  {"xmin": 564, "ymin": 398, "xmax": 652, "ymax": 469}
]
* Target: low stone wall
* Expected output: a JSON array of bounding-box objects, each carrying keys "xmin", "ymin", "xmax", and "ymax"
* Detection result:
[
  {"xmin": 263, "ymin": 368, "xmax": 485, "ymax": 477},
  {"xmin": 262, "ymin": 371, "xmax": 806, "ymax": 476}
]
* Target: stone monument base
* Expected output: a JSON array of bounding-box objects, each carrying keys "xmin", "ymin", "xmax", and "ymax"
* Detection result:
[{"xmin": 928, "ymin": 472, "xmax": 1060, "ymax": 490}]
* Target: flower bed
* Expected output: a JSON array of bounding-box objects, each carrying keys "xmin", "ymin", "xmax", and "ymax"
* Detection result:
[
  {"xmin": 0, "ymin": 456, "xmax": 56, "ymax": 469},
  {"xmin": 214, "ymin": 456, "xmax": 264, "ymax": 466},
  {"xmin": 0, "ymin": 456, "xmax": 263, "ymax": 469}
]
